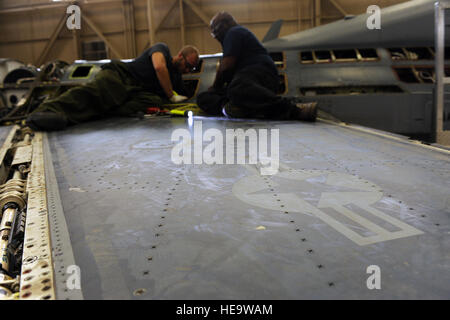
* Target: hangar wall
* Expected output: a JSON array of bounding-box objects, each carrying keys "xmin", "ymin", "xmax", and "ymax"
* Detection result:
[{"xmin": 0, "ymin": 0, "xmax": 409, "ymax": 66}]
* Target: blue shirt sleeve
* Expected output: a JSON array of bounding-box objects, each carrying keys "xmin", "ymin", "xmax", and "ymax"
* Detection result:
[
  {"xmin": 223, "ymin": 28, "xmax": 244, "ymax": 58},
  {"xmin": 148, "ymin": 43, "xmax": 168, "ymax": 59}
]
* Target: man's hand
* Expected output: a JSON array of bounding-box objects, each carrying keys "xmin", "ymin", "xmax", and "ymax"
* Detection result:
[{"xmin": 170, "ymin": 94, "xmax": 188, "ymax": 103}]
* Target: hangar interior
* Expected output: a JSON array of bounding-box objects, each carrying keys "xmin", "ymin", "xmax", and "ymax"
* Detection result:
[
  {"xmin": 0, "ymin": 0, "xmax": 449, "ymax": 300},
  {"xmin": 0, "ymin": 0, "xmax": 408, "ymax": 63}
]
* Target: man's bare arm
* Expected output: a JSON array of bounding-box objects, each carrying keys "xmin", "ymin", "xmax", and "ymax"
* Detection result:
[
  {"xmin": 212, "ymin": 56, "xmax": 237, "ymax": 90},
  {"xmin": 152, "ymin": 52, "xmax": 174, "ymax": 99}
]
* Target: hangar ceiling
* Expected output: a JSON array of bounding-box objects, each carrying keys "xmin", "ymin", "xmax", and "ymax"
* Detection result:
[{"xmin": 0, "ymin": 0, "xmax": 409, "ymax": 64}]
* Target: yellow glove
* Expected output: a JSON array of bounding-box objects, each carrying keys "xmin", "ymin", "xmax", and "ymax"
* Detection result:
[{"xmin": 170, "ymin": 95, "xmax": 188, "ymax": 103}]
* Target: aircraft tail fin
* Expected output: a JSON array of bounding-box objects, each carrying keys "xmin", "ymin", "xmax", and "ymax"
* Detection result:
[{"xmin": 262, "ymin": 19, "xmax": 283, "ymax": 43}]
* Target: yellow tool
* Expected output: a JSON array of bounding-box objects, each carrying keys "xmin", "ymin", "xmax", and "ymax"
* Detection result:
[
  {"xmin": 164, "ymin": 103, "xmax": 208, "ymax": 117},
  {"xmin": 169, "ymin": 109, "xmax": 192, "ymax": 117}
]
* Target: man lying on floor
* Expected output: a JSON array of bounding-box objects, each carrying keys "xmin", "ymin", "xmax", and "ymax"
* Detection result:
[
  {"xmin": 26, "ymin": 43, "xmax": 200, "ymax": 131},
  {"xmin": 197, "ymin": 12, "xmax": 317, "ymax": 121}
]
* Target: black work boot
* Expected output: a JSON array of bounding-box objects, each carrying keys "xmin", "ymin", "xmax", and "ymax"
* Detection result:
[
  {"xmin": 295, "ymin": 102, "xmax": 318, "ymax": 122},
  {"xmin": 26, "ymin": 111, "xmax": 68, "ymax": 131},
  {"xmin": 222, "ymin": 102, "xmax": 248, "ymax": 119}
]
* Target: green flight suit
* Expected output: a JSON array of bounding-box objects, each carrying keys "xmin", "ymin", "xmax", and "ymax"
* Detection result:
[{"xmin": 34, "ymin": 60, "xmax": 166, "ymax": 124}]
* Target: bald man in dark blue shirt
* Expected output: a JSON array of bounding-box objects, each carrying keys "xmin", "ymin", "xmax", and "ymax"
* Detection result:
[{"xmin": 197, "ymin": 12, "xmax": 317, "ymax": 121}]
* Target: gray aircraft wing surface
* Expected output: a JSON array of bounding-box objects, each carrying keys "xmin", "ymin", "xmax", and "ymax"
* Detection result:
[{"xmin": 32, "ymin": 116, "xmax": 450, "ymax": 299}]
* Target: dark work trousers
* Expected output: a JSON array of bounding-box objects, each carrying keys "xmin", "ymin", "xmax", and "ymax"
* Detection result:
[
  {"xmin": 33, "ymin": 61, "xmax": 166, "ymax": 124},
  {"xmin": 197, "ymin": 64, "xmax": 298, "ymax": 120}
]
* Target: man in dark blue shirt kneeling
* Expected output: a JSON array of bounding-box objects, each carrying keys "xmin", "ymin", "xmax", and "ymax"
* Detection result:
[{"xmin": 197, "ymin": 12, "xmax": 316, "ymax": 121}]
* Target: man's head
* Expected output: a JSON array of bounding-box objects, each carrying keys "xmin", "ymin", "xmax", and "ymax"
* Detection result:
[
  {"xmin": 173, "ymin": 45, "xmax": 200, "ymax": 74},
  {"xmin": 210, "ymin": 12, "xmax": 238, "ymax": 43}
]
